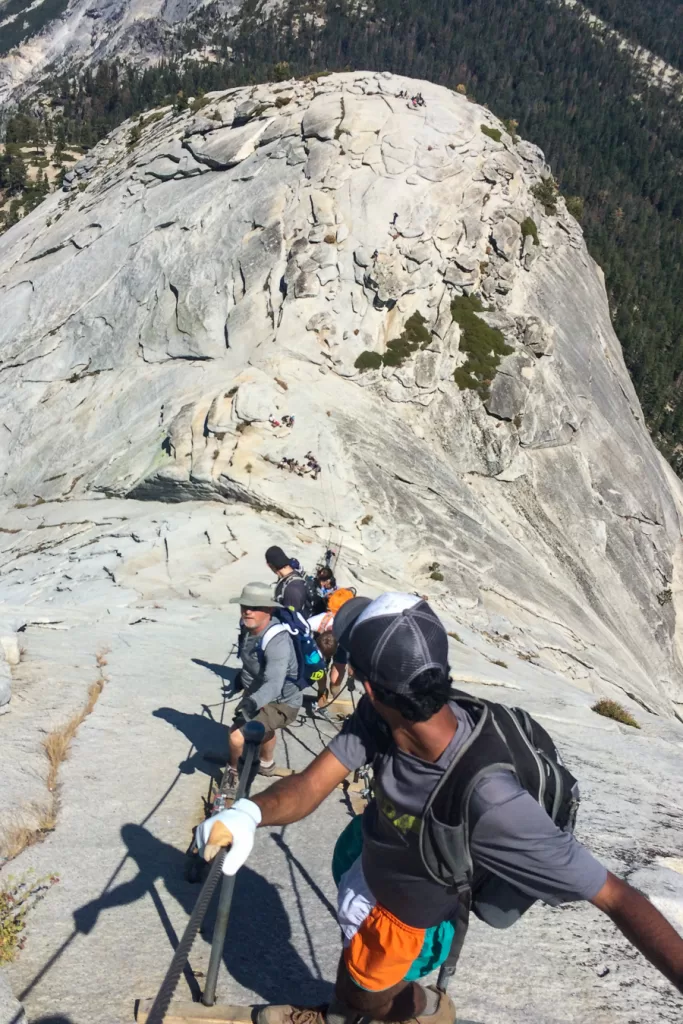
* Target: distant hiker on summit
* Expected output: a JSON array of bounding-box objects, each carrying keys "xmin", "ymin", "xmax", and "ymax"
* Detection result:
[
  {"xmin": 199, "ymin": 594, "xmax": 683, "ymax": 1024},
  {"xmin": 224, "ymin": 582, "xmax": 302, "ymax": 797},
  {"xmin": 265, "ymin": 545, "xmax": 306, "ymax": 612}
]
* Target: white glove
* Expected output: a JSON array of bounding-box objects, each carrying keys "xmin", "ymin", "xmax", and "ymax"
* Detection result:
[{"xmin": 195, "ymin": 799, "xmax": 262, "ymax": 876}]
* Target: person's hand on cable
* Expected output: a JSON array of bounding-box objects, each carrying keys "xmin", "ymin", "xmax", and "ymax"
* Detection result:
[
  {"xmin": 234, "ymin": 694, "xmax": 257, "ymax": 721},
  {"xmin": 195, "ymin": 799, "xmax": 262, "ymax": 875}
]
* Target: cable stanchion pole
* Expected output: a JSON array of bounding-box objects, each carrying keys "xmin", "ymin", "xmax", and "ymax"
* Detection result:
[{"xmin": 202, "ymin": 720, "xmax": 265, "ymax": 1007}]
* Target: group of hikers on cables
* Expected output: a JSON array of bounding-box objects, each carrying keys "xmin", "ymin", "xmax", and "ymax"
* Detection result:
[
  {"xmin": 198, "ymin": 548, "xmax": 683, "ymax": 1024},
  {"xmin": 223, "ymin": 545, "xmax": 355, "ymax": 792}
]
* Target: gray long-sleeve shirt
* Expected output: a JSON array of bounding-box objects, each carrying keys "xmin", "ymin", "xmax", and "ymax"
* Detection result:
[{"xmin": 239, "ymin": 623, "xmax": 302, "ymax": 714}]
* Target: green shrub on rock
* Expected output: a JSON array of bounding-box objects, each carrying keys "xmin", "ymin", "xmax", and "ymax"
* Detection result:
[
  {"xmin": 521, "ymin": 217, "xmax": 539, "ymax": 246},
  {"xmin": 451, "ymin": 296, "xmax": 513, "ymax": 400},
  {"xmin": 592, "ymin": 698, "xmax": 640, "ymax": 729},
  {"xmin": 502, "ymin": 118, "xmax": 519, "ymax": 141},
  {"xmin": 384, "ymin": 311, "xmax": 432, "ymax": 366},
  {"xmin": 481, "ymin": 124, "xmax": 502, "ymax": 142},
  {"xmin": 355, "ymin": 312, "xmax": 432, "ymax": 372},
  {"xmin": 531, "ymin": 177, "xmax": 559, "ymax": 215},
  {"xmin": 273, "ymin": 61, "xmax": 291, "ymax": 82},
  {"xmin": 565, "ymin": 195, "xmax": 585, "ymax": 221},
  {"xmin": 355, "ymin": 351, "xmax": 383, "ymax": 372}
]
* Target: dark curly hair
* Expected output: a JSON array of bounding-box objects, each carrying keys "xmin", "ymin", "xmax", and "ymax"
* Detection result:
[
  {"xmin": 315, "ymin": 631, "xmax": 338, "ymax": 663},
  {"xmin": 366, "ymin": 668, "xmax": 451, "ymax": 723}
]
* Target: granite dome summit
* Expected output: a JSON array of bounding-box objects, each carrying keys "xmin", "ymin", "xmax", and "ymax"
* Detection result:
[
  {"xmin": 1, "ymin": 72, "xmax": 682, "ymax": 717},
  {"xmin": 2, "ymin": 71, "xmax": 683, "ymax": 1024}
]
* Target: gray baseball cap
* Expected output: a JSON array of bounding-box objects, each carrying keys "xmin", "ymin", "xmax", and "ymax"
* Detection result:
[
  {"xmin": 334, "ymin": 592, "xmax": 449, "ymax": 693},
  {"xmin": 229, "ymin": 581, "xmax": 283, "ymax": 608}
]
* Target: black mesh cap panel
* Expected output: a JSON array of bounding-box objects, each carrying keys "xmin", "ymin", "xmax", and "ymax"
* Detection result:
[{"xmin": 349, "ymin": 599, "xmax": 449, "ymax": 693}]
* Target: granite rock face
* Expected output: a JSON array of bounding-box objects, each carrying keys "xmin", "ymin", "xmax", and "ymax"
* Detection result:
[
  {"xmin": 0, "ymin": 0, "xmax": 260, "ymax": 109},
  {"xmin": 0, "ymin": 500, "xmax": 682, "ymax": 1024},
  {"xmin": 0, "ymin": 70, "xmax": 683, "ymax": 732}
]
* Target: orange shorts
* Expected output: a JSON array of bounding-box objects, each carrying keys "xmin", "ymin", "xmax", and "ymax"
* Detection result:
[{"xmin": 337, "ymin": 857, "xmax": 426, "ymax": 992}]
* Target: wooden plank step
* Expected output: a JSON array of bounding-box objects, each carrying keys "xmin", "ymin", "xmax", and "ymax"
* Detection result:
[{"xmin": 136, "ymin": 998, "xmax": 255, "ymax": 1023}]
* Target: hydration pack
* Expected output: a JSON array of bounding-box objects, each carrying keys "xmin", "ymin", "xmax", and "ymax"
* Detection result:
[
  {"xmin": 257, "ymin": 608, "xmax": 326, "ymax": 690},
  {"xmin": 419, "ymin": 689, "xmax": 580, "ymax": 896},
  {"xmin": 368, "ymin": 687, "xmax": 579, "ymax": 908},
  {"xmin": 361, "ymin": 686, "xmax": 581, "ymax": 986}
]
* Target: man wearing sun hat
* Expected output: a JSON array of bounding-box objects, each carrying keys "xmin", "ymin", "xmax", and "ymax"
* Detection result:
[
  {"xmin": 198, "ymin": 592, "xmax": 683, "ymax": 1023},
  {"xmin": 224, "ymin": 581, "xmax": 301, "ymax": 798}
]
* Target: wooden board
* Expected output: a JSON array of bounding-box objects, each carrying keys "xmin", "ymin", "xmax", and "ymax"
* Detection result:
[
  {"xmin": 327, "ymin": 698, "xmax": 355, "ymax": 711},
  {"xmin": 136, "ymin": 998, "xmax": 255, "ymax": 1023}
]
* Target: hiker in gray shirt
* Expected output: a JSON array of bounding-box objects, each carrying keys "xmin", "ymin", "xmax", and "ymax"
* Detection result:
[
  {"xmin": 225, "ymin": 582, "xmax": 302, "ymax": 798},
  {"xmin": 198, "ymin": 593, "xmax": 683, "ymax": 1024}
]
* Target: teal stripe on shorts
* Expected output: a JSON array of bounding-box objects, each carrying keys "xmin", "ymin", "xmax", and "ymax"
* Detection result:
[{"xmin": 333, "ymin": 816, "xmax": 455, "ymax": 981}]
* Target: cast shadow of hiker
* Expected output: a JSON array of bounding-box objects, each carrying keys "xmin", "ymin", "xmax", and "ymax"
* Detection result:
[
  {"xmin": 32, "ymin": 1018, "xmax": 75, "ymax": 1023},
  {"xmin": 153, "ymin": 706, "xmax": 229, "ymax": 778},
  {"xmin": 72, "ymin": 824, "xmax": 331, "ymax": 1006},
  {"xmin": 192, "ymin": 659, "xmax": 240, "ymax": 693}
]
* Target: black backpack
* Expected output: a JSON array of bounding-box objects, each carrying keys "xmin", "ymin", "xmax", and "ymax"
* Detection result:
[
  {"xmin": 419, "ymin": 689, "xmax": 580, "ymax": 894},
  {"xmin": 368, "ymin": 688, "xmax": 580, "ymax": 984},
  {"xmin": 303, "ymin": 574, "xmax": 325, "ymax": 617}
]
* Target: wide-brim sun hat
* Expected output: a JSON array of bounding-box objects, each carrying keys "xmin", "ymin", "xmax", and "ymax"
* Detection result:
[{"xmin": 229, "ymin": 581, "xmax": 283, "ymax": 608}]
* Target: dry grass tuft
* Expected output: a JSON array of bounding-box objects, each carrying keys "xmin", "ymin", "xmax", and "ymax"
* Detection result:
[
  {"xmin": 0, "ymin": 803, "xmax": 57, "ymax": 861},
  {"xmin": 44, "ymin": 668, "xmax": 106, "ymax": 791},
  {"xmin": 1, "ymin": 649, "xmax": 108, "ymax": 862},
  {"xmin": 592, "ymin": 698, "xmax": 640, "ymax": 729},
  {"xmin": 1, "ymin": 825, "xmax": 39, "ymax": 863}
]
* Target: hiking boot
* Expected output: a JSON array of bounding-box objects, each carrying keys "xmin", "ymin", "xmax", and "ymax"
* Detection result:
[
  {"xmin": 257, "ymin": 760, "xmax": 278, "ymax": 777},
  {"xmin": 219, "ymin": 766, "xmax": 239, "ymax": 800},
  {"xmin": 258, "ymin": 1006, "xmax": 327, "ymax": 1024},
  {"xmin": 364, "ymin": 987, "xmax": 455, "ymax": 1024},
  {"xmin": 417, "ymin": 988, "xmax": 456, "ymax": 1024}
]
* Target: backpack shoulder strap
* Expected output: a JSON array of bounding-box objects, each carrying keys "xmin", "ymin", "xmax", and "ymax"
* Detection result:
[
  {"xmin": 419, "ymin": 697, "xmax": 519, "ymax": 889},
  {"xmin": 258, "ymin": 622, "xmax": 291, "ymax": 653},
  {"xmin": 420, "ymin": 692, "xmax": 551, "ymax": 889}
]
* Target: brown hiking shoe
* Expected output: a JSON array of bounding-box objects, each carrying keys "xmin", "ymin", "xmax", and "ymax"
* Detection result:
[
  {"xmin": 258, "ymin": 1006, "xmax": 327, "ymax": 1024},
  {"xmin": 415, "ymin": 988, "xmax": 456, "ymax": 1024},
  {"xmin": 365, "ymin": 988, "xmax": 456, "ymax": 1024},
  {"xmin": 220, "ymin": 766, "xmax": 239, "ymax": 800}
]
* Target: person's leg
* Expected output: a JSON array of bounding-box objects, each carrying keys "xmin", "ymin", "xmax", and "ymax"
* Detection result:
[
  {"xmin": 259, "ymin": 728, "xmax": 277, "ymax": 764},
  {"xmin": 335, "ymin": 954, "xmax": 428, "ymax": 1021},
  {"xmin": 333, "ymin": 859, "xmax": 456, "ymax": 1024},
  {"xmin": 252, "ymin": 703, "xmax": 298, "ymax": 774},
  {"xmin": 228, "ymin": 723, "xmax": 244, "ymax": 769}
]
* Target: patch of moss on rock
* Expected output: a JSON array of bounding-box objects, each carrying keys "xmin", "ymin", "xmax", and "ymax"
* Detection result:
[
  {"xmin": 354, "ymin": 351, "xmax": 383, "ymax": 372},
  {"xmin": 480, "ymin": 124, "xmax": 502, "ymax": 143},
  {"xmin": 384, "ymin": 311, "xmax": 431, "ymax": 366},
  {"xmin": 521, "ymin": 217, "xmax": 539, "ymax": 246},
  {"xmin": 451, "ymin": 295, "xmax": 513, "ymax": 400},
  {"xmin": 356, "ymin": 312, "xmax": 432, "ymax": 372}
]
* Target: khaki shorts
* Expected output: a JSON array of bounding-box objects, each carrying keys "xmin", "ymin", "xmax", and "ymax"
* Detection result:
[{"xmin": 234, "ymin": 701, "xmax": 299, "ymax": 734}]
